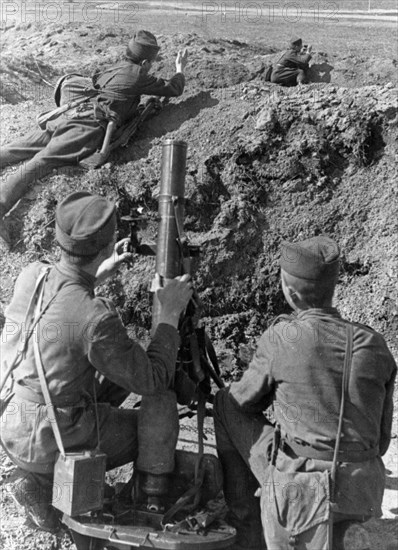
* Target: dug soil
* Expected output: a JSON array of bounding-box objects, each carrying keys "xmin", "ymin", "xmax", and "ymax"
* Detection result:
[{"xmin": 0, "ymin": 20, "xmax": 397, "ymax": 550}]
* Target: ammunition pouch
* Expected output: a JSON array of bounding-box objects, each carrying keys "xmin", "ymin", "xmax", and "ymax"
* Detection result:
[
  {"xmin": 260, "ymin": 465, "xmax": 331, "ymax": 549},
  {"xmin": 38, "ymin": 73, "xmax": 119, "ymax": 131}
]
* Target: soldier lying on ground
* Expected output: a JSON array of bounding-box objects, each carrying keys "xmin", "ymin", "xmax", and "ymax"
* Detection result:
[
  {"xmin": 0, "ymin": 191, "xmax": 193, "ymax": 532},
  {"xmin": 0, "ymin": 30, "xmax": 188, "ymax": 250},
  {"xmin": 271, "ymin": 36, "xmax": 312, "ymax": 86},
  {"xmin": 214, "ymin": 235, "xmax": 396, "ymax": 550}
]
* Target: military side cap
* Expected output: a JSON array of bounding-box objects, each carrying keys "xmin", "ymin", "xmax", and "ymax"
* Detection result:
[
  {"xmin": 126, "ymin": 30, "xmax": 160, "ymax": 62},
  {"xmin": 56, "ymin": 191, "xmax": 116, "ymax": 256},
  {"xmin": 280, "ymin": 236, "xmax": 340, "ymax": 281},
  {"xmin": 289, "ymin": 36, "xmax": 302, "ymax": 48}
]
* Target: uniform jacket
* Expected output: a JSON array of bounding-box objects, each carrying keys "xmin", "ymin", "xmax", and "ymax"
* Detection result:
[
  {"xmin": 275, "ymin": 49, "xmax": 312, "ymax": 71},
  {"xmin": 0, "ymin": 261, "xmax": 180, "ymax": 472},
  {"xmin": 92, "ymin": 60, "xmax": 185, "ymax": 125},
  {"xmin": 230, "ymin": 308, "xmax": 397, "ymax": 517},
  {"xmin": 271, "ymin": 48, "xmax": 312, "ymax": 86}
]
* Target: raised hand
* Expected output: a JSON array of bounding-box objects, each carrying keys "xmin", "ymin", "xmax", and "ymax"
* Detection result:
[
  {"xmin": 95, "ymin": 238, "xmax": 134, "ymax": 286},
  {"xmin": 176, "ymin": 48, "xmax": 189, "ymax": 73}
]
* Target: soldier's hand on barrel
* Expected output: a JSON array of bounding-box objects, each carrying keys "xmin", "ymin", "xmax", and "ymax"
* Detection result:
[
  {"xmin": 154, "ymin": 273, "xmax": 193, "ymax": 328},
  {"xmin": 95, "ymin": 238, "xmax": 134, "ymax": 286},
  {"xmin": 176, "ymin": 48, "xmax": 188, "ymax": 73}
]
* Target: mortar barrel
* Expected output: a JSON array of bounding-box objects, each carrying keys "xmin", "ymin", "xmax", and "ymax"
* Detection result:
[{"xmin": 152, "ymin": 139, "xmax": 188, "ymax": 332}]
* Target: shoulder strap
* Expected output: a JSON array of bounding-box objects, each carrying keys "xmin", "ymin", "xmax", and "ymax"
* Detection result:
[
  {"xmin": 32, "ymin": 279, "xmax": 66, "ymax": 457},
  {"xmin": 328, "ymin": 322, "xmax": 353, "ymax": 550},
  {"xmin": 331, "ymin": 323, "xmax": 354, "ymax": 490}
]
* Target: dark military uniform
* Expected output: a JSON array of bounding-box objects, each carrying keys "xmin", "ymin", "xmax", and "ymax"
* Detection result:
[
  {"xmin": 271, "ymin": 49, "xmax": 312, "ymax": 86},
  {"xmin": 93, "ymin": 62, "xmax": 185, "ymax": 126},
  {"xmin": 214, "ymin": 308, "xmax": 396, "ymax": 549},
  {"xmin": 0, "ymin": 260, "xmax": 180, "ymax": 474},
  {"xmin": 0, "ymin": 62, "xmax": 185, "ymax": 219}
]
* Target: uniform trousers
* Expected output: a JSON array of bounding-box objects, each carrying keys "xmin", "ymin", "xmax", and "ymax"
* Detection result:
[
  {"xmin": 214, "ymin": 388, "xmax": 273, "ymax": 550},
  {"xmin": 0, "ymin": 116, "xmax": 105, "ymax": 216},
  {"xmin": 270, "ymin": 67, "xmax": 306, "ymax": 86},
  {"xmin": 213, "ymin": 388, "xmax": 370, "ymax": 550},
  {"xmin": 4, "ymin": 379, "xmax": 179, "ymax": 509}
]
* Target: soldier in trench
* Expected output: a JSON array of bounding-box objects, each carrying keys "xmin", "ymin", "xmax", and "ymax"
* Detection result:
[
  {"xmin": 214, "ymin": 235, "xmax": 396, "ymax": 550},
  {"xmin": 0, "ymin": 30, "xmax": 188, "ymax": 250},
  {"xmin": 271, "ymin": 36, "xmax": 312, "ymax": 87}
]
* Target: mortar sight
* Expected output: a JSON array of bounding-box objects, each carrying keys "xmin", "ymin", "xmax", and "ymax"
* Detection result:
[{"xmin": 121, "ymin": 210, "xmax": 156, "ymax": 257}]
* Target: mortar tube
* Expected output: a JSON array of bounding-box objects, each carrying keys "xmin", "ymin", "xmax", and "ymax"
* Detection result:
[
  {"xmin": 151, "ymin": 139, "xmax": 188, "ymax": 335},
  {"xmin": 138, "ymin": 140, "xmax": 188, "ymax": 508}
]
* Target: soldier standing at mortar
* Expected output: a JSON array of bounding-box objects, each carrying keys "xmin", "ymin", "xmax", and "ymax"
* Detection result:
[
  {"xmin": 214, "ymin": 236, "xmax": 396, "ymax": 550},
  {"xmin": 0, "ymin": 31, "xmax": 188, "ymax": 250}
]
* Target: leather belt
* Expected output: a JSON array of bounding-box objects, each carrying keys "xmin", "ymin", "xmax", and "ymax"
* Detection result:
[
  {"xmin": 281, "ymin": 437, "xmax": 379, "ymax": 463},
  {"xmin": 13, "ymin": 382, "xmax": 85, "ymax": 408}
]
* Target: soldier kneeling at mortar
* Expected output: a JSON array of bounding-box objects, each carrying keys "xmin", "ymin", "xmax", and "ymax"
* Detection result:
[
  {"xmin": 271, "ymin": 36, "xmax": 312, "ymax": 87},
  {"xmin": 0, "ymin": 191, "xmax": 193, "ymax": 532},
  {"xmin": 0, "ymin": 30, "xmax": 188, "ymax": 250},
  {"xmin": 214, "ymin": 236, "xmax": 396, "ymax": 549}
]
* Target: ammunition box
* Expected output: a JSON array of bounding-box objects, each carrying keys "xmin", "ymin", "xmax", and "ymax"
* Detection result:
[{"xmin": 52, "ymin": 451, "xmax": 106, "ymax": 516}]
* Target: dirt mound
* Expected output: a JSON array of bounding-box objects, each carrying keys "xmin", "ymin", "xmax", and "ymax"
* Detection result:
[
  {"xmin": 115, "ymin": 81, "xmax": 398, "ymax": 366},
  {"xmin": 1, "ymin": 21, "xmax": 396, "ymax": 363}
]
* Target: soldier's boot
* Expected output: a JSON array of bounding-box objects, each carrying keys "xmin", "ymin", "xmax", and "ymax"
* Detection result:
[
  {"xmin": 218, "ymin": 449, "xmax": 266, "ymax": 550},
  {"xmin": 213, "ymin": 389, "xmax": 267, "ymax": 549},
  {"xmin": 136, "ymin": 391, "xmax": 179, "ymax": 511},
  {"xmin": 333, "ymin": 521, "xmax": 371, "ymax": 550},
  {"xmin": 8, "ymin": 470, "xmax": 61, "ymax": 533},
  {"xmin": 0, "ymin": 158, "xmax": 56, "ymax": 248},
  {"xmin": 1, "ymin": 158, "xmax": 56, "ymax": 214},
  {"xmin": 0, "ymin": 165, "xmax": 34, "ymax": 249}
]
